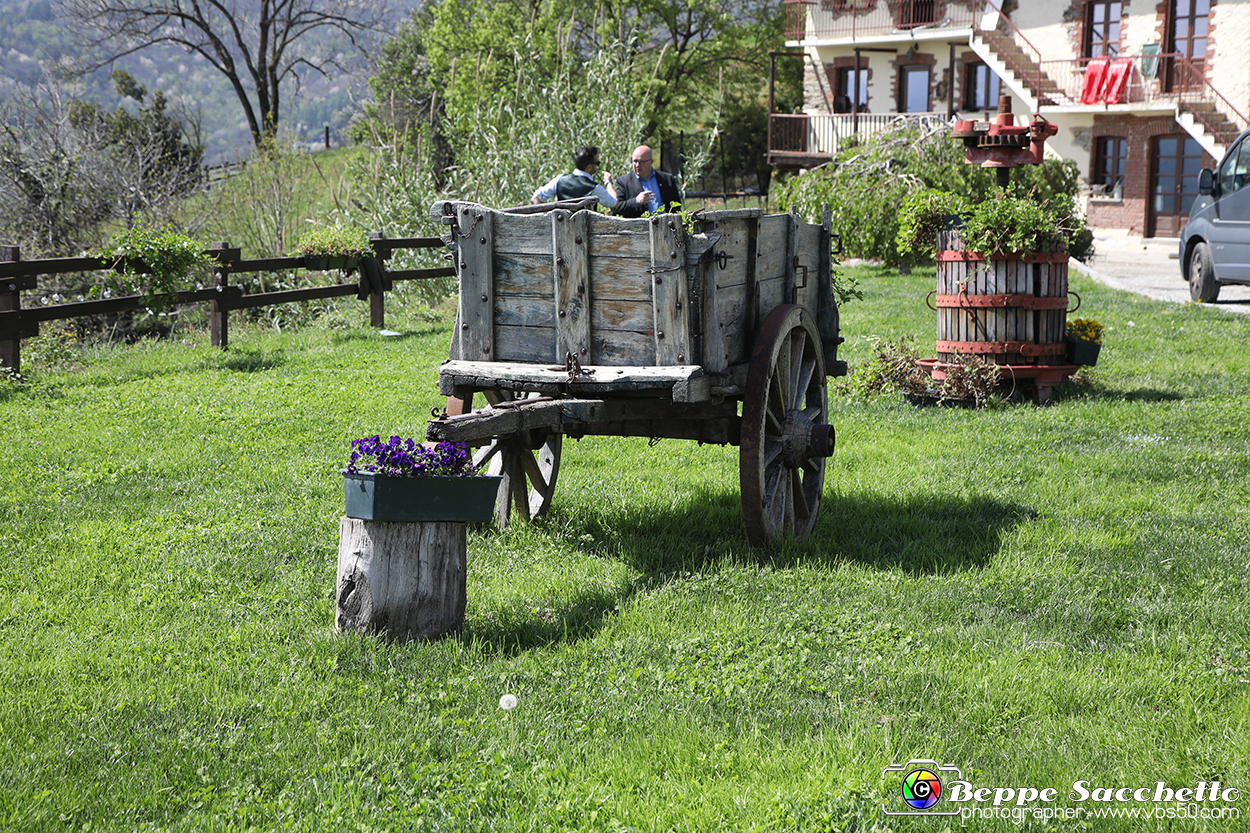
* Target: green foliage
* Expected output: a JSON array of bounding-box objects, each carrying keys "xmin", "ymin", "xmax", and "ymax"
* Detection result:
[
  {"xmin": 295, "ymin": 225, "xmax": 370, "ymax": 259},
  {"xmin": 775, "ymin": 119, "xmax": 1095, "ymax": 264},
  {"xmin": 960, "ymin": 191, "xmax": 1065, "ymax": 255},
  {"xmin": 97, "ymin": 225, "xmax": 212, "ymax": 299},
  {"xmin": 894, "ymin": 188, "xmax": 971, "ymax": 259}
]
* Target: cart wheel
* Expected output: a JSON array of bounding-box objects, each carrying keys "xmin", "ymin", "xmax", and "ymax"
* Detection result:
[
  {"xmin": 740, "ymin": 304, "xmax": 834, "ymax": 546},
  {"xmin": 471, "ymin": 390, "xmax": 563, "ymax": 528}
]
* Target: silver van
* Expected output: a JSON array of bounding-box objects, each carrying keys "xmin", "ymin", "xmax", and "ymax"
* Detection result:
[{"xmin": 1180, "ymin": 126, "xmax": 1250, "ymax": 302}]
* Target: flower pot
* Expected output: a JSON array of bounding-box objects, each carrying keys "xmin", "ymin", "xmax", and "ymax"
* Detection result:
[
  {"xmin": 305, "ymin": 255, "xmax": 359, "ymax": 272},
  {"xmin": 1068, "ymin": 340, "xmax": 1101, "ymax": 366},
  {"xmin": 343, "ymin": 472, "xmax": 502, "ymax": 522}
]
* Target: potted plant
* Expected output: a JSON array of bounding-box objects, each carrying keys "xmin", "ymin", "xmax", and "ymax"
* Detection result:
[
  {"xmin": 342, "ymin": 436, "xmax": 501, "ymax": 522},
  {"xmin": 297, "ymin": 226, "xmax": 371, "ymax": 272},
  {"xmin": 97, "ymin": 225, "xmax": 213, "ymax": 301},
  {"xmin": 1066, "ymin": 318, "xmax": 1103, "ymax": 366}
]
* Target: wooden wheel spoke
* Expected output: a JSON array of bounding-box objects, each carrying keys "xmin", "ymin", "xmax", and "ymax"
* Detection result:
[
  {"xmin": 474, "ymin": 439, "xmax": 503, "ymax": 470},
  {"xmin": 794, "ymin": 358, "xmax": 816, "ymax": 411},
  {"xmin": 765, "ymin": 460, "xmax": 787, "ymax": 532},
  {"xmin": 763, "ymin": 438, "xmax": 783, "ymax": 469},
  {"xmin": 775, "ymin": 338, "xmax": 792, "ymax": 410},
  {"xmin": 787, "ymin": 331, "xmax": 807, "ymax": 406},
  {"xmin": 791, "ymin": 468, "xmax": 811, "ymax": 520}
]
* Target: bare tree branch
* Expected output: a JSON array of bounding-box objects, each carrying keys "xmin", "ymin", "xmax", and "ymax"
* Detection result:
[{"xmin": 57, "ymin": 0, "xmax": 392, "ymax": 146}]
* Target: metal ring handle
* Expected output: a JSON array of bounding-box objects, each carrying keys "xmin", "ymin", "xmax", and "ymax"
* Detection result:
[
  {"xmin": 1068, "ymin": 290, "xmax": 1081, "ymax": 314},
  {"xmin": 925, "ymin": 289, "xmax": 937, "ymax": 311}
]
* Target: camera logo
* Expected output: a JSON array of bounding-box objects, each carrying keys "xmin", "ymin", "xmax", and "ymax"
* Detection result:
[{"xmin": 883, "ymin": 760, "xmax": 962, "ymax": 816}]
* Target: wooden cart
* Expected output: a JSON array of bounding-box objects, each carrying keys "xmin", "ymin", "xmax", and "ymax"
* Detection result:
[{"xmin": 425, "ymin": 198, "xmax": 845, "ymax": 545}]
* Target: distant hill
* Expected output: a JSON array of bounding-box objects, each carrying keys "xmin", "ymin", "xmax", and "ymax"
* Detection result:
[{"xmin": 0, "ymin": 0, "xmax": 421, "ymax": 162}]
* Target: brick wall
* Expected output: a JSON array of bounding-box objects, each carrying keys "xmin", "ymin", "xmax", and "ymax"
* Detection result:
[{"xmin": 1084, "ymin": 113, "xmax": 1215, "ymax": 234}]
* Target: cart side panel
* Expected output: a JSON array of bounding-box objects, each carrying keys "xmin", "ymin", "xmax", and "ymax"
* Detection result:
[
  {"xmin": 703, "ymin": 214, "xmax": 756, "ymax": 368},
  {"xmin": 755, "ymin": 213, "xmax": 790, "ymax": 325},
  {"xmin": 650, "ymin": 214, "xmax": 689, "ymax": 365},
  {"xmin": 793, "ymin": 219, "xmax": 823, "ymax": 316},
  {"xmin": 586, "ymin": 242, "xmax": 656, "ymax": 366}
]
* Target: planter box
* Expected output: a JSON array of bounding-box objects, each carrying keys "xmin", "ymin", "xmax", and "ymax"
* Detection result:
[
  {"xmin": 1068, "ymin": 340, "xmax": 1101, "ymax": 366},
  {"xmin": 343, "ymin": 472, "xmax": 502, "ymax": 522},
  {"xmin": 304, "ymin": 255, "xmax": 360, "ymax": 272}
]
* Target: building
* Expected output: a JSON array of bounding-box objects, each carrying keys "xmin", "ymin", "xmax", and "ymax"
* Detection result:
[{"xmin": 770, "ymin": 0, "xmax": 1250, "ymax": 238}]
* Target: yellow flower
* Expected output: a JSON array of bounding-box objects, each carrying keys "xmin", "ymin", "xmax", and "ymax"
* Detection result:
[{"xmin": 1066, "ymin": 318, "xmax": 1103, "ymax": 344}]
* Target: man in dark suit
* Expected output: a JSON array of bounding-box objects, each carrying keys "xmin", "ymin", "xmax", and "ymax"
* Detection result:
[{"xmin": 611, "ymin": 145, "xmax": 682, "ymax": 218}]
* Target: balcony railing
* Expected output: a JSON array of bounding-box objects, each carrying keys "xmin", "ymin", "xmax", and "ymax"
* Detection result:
[
  {"xmin": 767, "ymin": 112, "xmax": 947, "ymax": 164},
  {"xmin": 1038, "ymin": 53, "xmax": 1248, "ymax": 139},
  {"xmin": 784, "ymin": 0, "xmax": 979, "ymax": 41}
]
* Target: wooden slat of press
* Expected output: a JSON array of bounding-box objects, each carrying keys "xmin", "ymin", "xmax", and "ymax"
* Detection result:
[
  {"xmin": 553, "ymin": 209, "xmax": 592, "ymax": 364},
  {"xmin": 649, "ymin": 216, "xmax": 689, "ymax": 365},
  {"xmin": 586, "ymin": 214, "xmax": 652, "ymax": 258},
  {"xmin": 457, "ymin": 207, "xmax": 494, "ymax": 361},
  {"xmin": 591, "ymin": 299, "xmax": 654, "ymax": 333}
]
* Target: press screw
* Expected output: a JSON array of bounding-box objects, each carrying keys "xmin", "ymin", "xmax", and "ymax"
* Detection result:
[
  {"xmin": 575, "ymin": 237, "xmax": 583, "ymax": 244},
  {"xmin": 559, "ymin": 310, "xmax": 566, "ymax": 318},
  {"xmin": 657, "ymin": 331, "xmax": 665, "ymax": 339},
  {"xmin": 461, "ymin": 323, "xmax": 468, "ymax": 330},
  {"xmin": 557, "ymin": 215, "xmax": 564, "ymax": 222},
  {"xmin": 654, "ymin": 276, "xmax": 662, "ymax": 284},
  {"xmin": 480, "ymin": 237, "xmax": 486, "ymax": 244},
  {"xmin": 481, "ymin": 294, "xmax": 488, "ymax": 302},
  {"xmin": 557, "ymin": 257, "xmax": 564, "ymax": 265},
  {"xmin": 670, "ymin": 251, "xmax": 676, "ymax": 259}
]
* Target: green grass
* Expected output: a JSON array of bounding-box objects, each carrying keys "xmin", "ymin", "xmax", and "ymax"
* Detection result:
[{"xmin": 2, "ymin": 266, "xmax": 1249, "ymax": 831}]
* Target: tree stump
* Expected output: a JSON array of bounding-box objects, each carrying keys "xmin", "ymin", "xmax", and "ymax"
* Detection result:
[{"xmin": 335, "ymin": 517, "xmax": 467, "ymax": 641}]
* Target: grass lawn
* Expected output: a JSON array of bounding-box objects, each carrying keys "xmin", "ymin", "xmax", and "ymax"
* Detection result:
[{"xmin": 2, "ymin": 265, "xmax": 1248, "ymax": 831}]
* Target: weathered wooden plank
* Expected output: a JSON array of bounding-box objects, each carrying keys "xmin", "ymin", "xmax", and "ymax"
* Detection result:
[
  {"xmin": 495, "ymin": 324, "xmax": 556, "ymax": 363},
  {"xmin": 587, "ymin": 257, "xmax": 653, "ymax": 301},
  {"xmin": 553, "ymin": 209, "xmax": 593, "ymax": 363},
  {"xmin": 715, "ymin": 286, "xmax": 749, "ymax": 367},
  {"xmin": 456, "ymin": 207, "xmax": 494, "ymax": 360},
  {"xmin": 493, "ymin": 252, "xmax": 553, "ymax": 296},
  {"xmin": 757, "ymin": 275, "xmax": 786, "ymax": 324},
  {"xmin": 438, "ymin": 360, "xmax": 705, "ymax": 397},
  {"xmin": 756, "ymin": 214, "xmax": 789, "ymax": 281},
  {"xmin": 593, "ymin": 330, "xmax": 655, "ymax": 365},
  {"xmin": 649, "ymin": 215, "xmax": 689, "ymax": 365},
  {"xmin": 494, "ymin": 296, "xmax": 555, "ymax": 329},
  {"xmin": 585, "ymin": 214, "xmax": 654, "ymax": 258},
  {"xmin": 426, "ymin": 399, "xmax": 567, "ymax": 442},
  {"xmin": 590, "ymin": 298, "xmax": 654, "ymax": 333},
  {"xmin": 793, "ymin": 218, "xmax": 822, "ymax": 314},
  {"xmin": 708, "ymin": 215, "xmax": 754, "ymax": 289},
  {"xmin": 493, "ymin": 211, "xmax": 559, "ymax": 255}
]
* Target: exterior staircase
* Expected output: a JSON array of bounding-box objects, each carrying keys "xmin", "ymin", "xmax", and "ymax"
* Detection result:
[
  {"xmin": 970, "ymin": 29, "xmax": 1071, "ymax": 112},
  {"xmin": 1177, "ymin": 101, "xmax": 1242, "ymax": 160}
]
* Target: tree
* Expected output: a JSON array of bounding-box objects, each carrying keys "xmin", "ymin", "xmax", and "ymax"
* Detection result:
[
  {"xmin": 58, "ymin": 0, "xmax": 391, "ymax": 146},
  {"xmin": 69, "ymin": 71, "xmax": 204, "ymax": 226}
]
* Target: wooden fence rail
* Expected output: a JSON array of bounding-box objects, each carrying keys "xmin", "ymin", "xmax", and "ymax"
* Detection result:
[{"xmin": 0, "ymin": 235, "xmax": 454, "ymax": 373}]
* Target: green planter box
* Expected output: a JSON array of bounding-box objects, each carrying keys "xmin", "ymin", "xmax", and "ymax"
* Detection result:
[
  {"xmin": 1068, "ymin": 340, "xmax": 1101, "ymax": 366},
  {"xmin": 305, "ymin": 255, "xmax": 359, "ymax": 272},
  {"xmin": 343, "ymin": 472, "xmax": 502, "ymax": 522}
]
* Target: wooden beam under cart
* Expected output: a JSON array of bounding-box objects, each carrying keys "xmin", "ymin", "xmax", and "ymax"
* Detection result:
[{"xmin": 437, "ymin": 360, "xmax": 713, "ymax": 402}]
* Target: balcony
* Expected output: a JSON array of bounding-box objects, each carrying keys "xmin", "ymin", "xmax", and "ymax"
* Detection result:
[
  {"xmin": 784, "ymin": 0, "xmax": 979, "ymax": 43},
  {"xmin": 768, "ymin": 112, "xmax": 948, "ymax": 168}
]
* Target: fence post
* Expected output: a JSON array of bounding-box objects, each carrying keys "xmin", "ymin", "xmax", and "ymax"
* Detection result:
[
  {"xmin": 208, "ymin": 241, "xmax": 238, "ymax": 349},
  {"xmin": 1, "ymin": 246, "xmax": 22, "ymax": 373},
  {"xmin": 368, "ymin": 232, "xmax": 385, "ymax": 328}
]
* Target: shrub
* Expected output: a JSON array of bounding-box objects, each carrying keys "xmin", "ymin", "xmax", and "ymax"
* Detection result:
[{"xmin": 97, "ymin": 225, "xmax": 212, "ymax": 299}]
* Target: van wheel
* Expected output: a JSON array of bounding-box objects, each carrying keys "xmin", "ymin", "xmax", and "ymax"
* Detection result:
[{"xmin": 1189, "ymin": 242, "xmax": 1220, "ymax": 302}]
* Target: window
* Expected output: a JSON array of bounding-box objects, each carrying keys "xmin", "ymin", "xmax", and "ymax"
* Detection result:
[
  {"xmin": 1083, "ymin": 1, "xmax": 1121, "ymax": 58},
  {"xmin": 1092, "ymin": 137, "xmax": 1127, "ymax": 198},
  {"xmin": 900, "ymin": 66, "xmax": 931, "ymax": 113},
  {"xmin": 1169, "ymin": 0, "xmax": 1209, "ymax": 62},
  {"xmin": 837, "ymin": 67, "xmax": 869, "ymax": 112},
  {"xmin": 964, "ymin": 62, "xmax": 1001, "ymax": 111},
  {"xmin": 1216, "ymin": 140, "xmax": 1250, "ymax": 197}
]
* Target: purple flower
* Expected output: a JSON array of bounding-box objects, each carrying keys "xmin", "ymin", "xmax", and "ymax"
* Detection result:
[{"xmin": 343, "ymin": 436, "xmax": 478, "ymax": 477}]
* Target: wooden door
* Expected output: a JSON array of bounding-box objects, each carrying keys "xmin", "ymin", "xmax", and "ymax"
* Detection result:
[{"xmin": 1149, "ymin": 135, "xmax": 1204, "ymax": 238}]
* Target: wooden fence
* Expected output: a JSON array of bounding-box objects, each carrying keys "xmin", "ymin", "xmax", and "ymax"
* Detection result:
[{"xmin": 0, "ymin": 234, "xmax": 454, "ymax": 373}]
